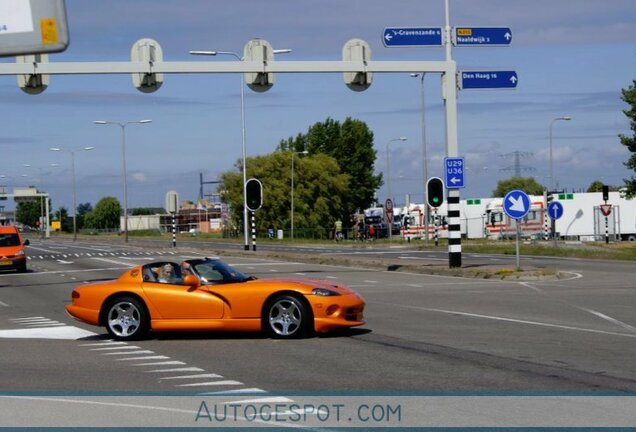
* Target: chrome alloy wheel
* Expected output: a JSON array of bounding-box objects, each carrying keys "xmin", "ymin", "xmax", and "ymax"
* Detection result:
[
  {"xmin": 268, "ymin": 297, "xmax": 303, "ymax": 337},
  {"xmin": 107, "ymin": 301, "xmax": 141, "ymax": 338}
]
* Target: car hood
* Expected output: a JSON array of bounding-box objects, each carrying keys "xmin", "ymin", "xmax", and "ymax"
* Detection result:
[{"xmin": 0, "ymin": 246, "xmax": 24, "ymax": 257}]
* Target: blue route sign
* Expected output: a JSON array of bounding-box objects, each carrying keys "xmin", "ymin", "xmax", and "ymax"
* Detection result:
[
  {"xmin": 444, "ymin": 157, "xmax": 465, "ymax": 188},
  {"xmin": 454, "ymin": 27, "xmax": 512, "ymax": 46},
  {"xmin": 503, "ymin": 190, "xmax": 531, "ymax": 220},
  {"xmin": 383, "ymin": 27, "xmax": 443, "ymax": 47},
  {"xmin": 460, "ymin": 70, "xmax": 518, "ymax": 89},
  {"xmin": 547, "ymin": 201, "xmax": 564, "ymax": 220}
]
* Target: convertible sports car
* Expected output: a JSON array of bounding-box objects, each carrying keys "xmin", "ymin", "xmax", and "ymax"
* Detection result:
[{"xmin": 65, "ymin": 257, "xmax": 365, "ymax": 340}]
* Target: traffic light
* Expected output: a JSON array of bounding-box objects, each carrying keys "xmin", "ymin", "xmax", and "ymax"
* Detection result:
[
  {"xmin": 342, "ymin": 38, "xmax": 373, "ymax": 92},
  {"xmin": 547, "ymin": 191, "xmax": 554, "ymax": 204},
  {"xmin": 602, "ymin": 185, "xmax": 609, "ymax": 202},
  {"xmin": 426, "ymin": 177, "xmax": 444, "ymax": 208},
  {"xmin": 244, "ymin": 39, "xmax": 274, "ymax": 93},
  {"xmin": 245, "ymin": 178, "xmax": 263, "ymax": 211}
]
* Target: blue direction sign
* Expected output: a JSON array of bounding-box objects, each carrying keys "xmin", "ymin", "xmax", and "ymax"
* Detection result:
[
  {"xmin": 444, "ymin": 157, "xmax": 465, "ymax": 188},
  {"xmin": 454, "ymin": 27, "xmax": 512, "ymax": 46},
  {"xmin": 383, "ymin": 27, "xmax": 443, "ymax": 47},
  {"xmin": 460, "ymin": 70, "xmax": 518, "ymax": 89},
  {"xmin": 547, "ymin": 201, "xmax": 564, "ymax": 220},
  {"xmin": 503, "ymin": 190, "xmax": 531, "ymax": 220}
]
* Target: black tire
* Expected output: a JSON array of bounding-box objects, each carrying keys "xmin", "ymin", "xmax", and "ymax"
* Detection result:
[
  {"xmin": 16, "ymin": 262, "xmax": 27, "ymax": 273},
  {"xmin": 103, "ymin": 296, "xmax": 149, "ymax": 341},
  {"xmin": 264, "ymin": 294, "xmax": 312, "ymax": 339}
]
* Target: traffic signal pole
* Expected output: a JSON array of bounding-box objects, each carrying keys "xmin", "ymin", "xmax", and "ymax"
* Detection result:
[{"xmin": 443, "ymin": 0, "xmax": 462, "ymax": 268}]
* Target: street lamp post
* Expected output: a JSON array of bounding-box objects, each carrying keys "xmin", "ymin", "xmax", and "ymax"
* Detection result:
[
  {"xmin": 23, "ymin": 163, "xmax": 59, "ymax": 239},
  {"xmin": 49, "ymin": 147, "xmax": 94, "ymax": 240},
  {"xmin": 93, "ymin": 120, "xmax": 152, "ymax": 243},
  {"xmin": 549, "ymin": 116, "xmax": 572, "ymax": 192},
  {"xmin": 189, "ymin": 48, "xmax": 291, "ymax": 250},
  {"xmin": 385, "ymin": 137, "xmax": 408, "ymax": 204},
  {"xmin": 386, "ymin": 137, "xmax": 407, "ymax": 241},
  {"xmin": 411, "ymin": 72, "xmax": 430, "ymax": 244},
  {"xmin": 291, "ymin": 150, "xmax": 308, "ymax": 241}
]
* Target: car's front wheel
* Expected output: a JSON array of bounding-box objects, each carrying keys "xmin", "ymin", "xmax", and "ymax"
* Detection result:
[
  {"xmin": 264, "ymin": 295, "xmax": 312, "ymax": 339},
  {"xmin": 104, "ymin": 296, "xmax": 149, "ymax": 341}
]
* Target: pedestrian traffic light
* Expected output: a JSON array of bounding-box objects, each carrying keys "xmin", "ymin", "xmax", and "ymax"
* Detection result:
[
  {"xmin": 602, "ymin": 185, "xmax": 609, "ymax": 202},
  {"xmin": 426, "ymin": 177, "xmax": 444, "ymax": 208},
  {"xmin": 245, "ymin": 178, "xmax": 262, "ymax": 211}
]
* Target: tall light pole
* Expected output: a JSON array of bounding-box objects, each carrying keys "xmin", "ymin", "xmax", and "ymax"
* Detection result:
[
  {"xmin": 93, "ymin": 119, "xmax": 152, "ymax": 243},
  {"xmin": 189, "ymin": 48, "xmax": 292, "ymax": 250},
  {"xmin": 385, "ymin": 137, "xmax": 408, "ymax": 204},
  {"xmin": 411, "ymin": 72, "xmax": 430, "ymax": 244},
  {"xmin": 291, "ymin": 150, "xmax": 308, "ymax": 241},
  {"xmin": 549, "ymin": 116, "xmax": 572, "ymax": 191},
  {"xmin": 23, "ymin": 163, "xmax": 59, "ymax": 239},
  {"xmin": 50, "ymin": 147, "xmax": 94, "ymax": 241}
]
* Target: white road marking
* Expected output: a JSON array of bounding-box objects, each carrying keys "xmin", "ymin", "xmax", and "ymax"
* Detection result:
[
  {"xmin": 0, "ymin": 326, "xmax": 96, "ymax": 340},
  {"xmin": 160, "ymin": 374, "xmax": 223, "ymax": 380},
  {"xmin": 577, "ymin": 306, "xmax": 636, "ymax": 333},
  {"xmin": 116, "ymin": 355, "xmax": 169, "ymax": 361},
  {"xmin": 175, "ymin": 380, "xmax": 242, "ymax": 387},
  {"xmin": 90, "ymin": 345, "xmax": 141, "ymax": 351},
  {"xmin": 102, "ymin": 350, "xmax": 155, "ymax": 356},
  {"xmin": 383, "ymin": 303, "xmax": 636, "ymax": 339},
  {"xmin": 132, "ymin": 361, "xmax": 186, "ymax": 366},
  {"xmin": 91, "ymin": 257, "xmax": 135, "ymax": 266},
  {"xmin": 80, "ymin": 341, "xmax": 126, "ymax": 346},
  {"xmin": 146, "ymin": 367, "xmax": 205, "ymax": 373},
  {"xmin": 10, "ymin": 317, "xmax": 45, "ymax": 322},
  {"xmin": 0, "ymin": 301, "xmax": 8, "ymax": 307}
]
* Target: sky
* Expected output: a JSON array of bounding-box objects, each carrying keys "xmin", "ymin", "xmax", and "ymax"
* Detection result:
[{"xmin": 0, "ymin": 0, "xmax": 635, "ymax": 213}]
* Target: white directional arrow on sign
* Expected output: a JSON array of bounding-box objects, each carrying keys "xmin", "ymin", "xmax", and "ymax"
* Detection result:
[
  {"xmin": 507, "ymin": 195, "xmax": 526, "ymax": 212},
  {"xmin": 449, "ymin": 177, "xmax": 461, "ymax": 185}
]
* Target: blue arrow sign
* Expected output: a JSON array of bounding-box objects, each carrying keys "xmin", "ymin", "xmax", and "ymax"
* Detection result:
[
  {"xmin": 503, "ymin": 190, "xmax": 531, "ymax": 220},
  {"xmin": 547, "ymin": 201, "xmax": 564, "ymax": 220},
  {"xmin": 460, "ymin": 70, "xmax": 518, "ymax": 89},
  {"xmin": 444, "ymin": 157, "xmax": 465, "ymax": 188},
  {"xmin": 454, "ymin": 27, "xmax": 512, "ymax": 46},
  {"xmin": 383, "ymin": 27, "xmax": 443, "ymax": 47}
]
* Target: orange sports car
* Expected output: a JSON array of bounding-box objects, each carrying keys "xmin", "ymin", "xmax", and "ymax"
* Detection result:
[{"xmin": 66, "ymin": 257, "xmax": 365, "ymax": 340}]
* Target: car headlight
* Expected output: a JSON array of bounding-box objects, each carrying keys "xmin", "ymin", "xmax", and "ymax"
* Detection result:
[
  {"xmin": 16, "ymin": 250, "xmax": 25, "ymax": 256},
  {"xmin": 312, "ymin": 288, "xmax": 341, "ymax": 297}
]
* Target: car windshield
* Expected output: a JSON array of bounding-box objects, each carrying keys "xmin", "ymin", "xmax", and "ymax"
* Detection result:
[
  {"xmin": 186, "ymin": 259, "xmax": 254, "ymax": 284},
  {"xmin": 0, "ymin": 234, "xmax": 20, "ymax": 247}
]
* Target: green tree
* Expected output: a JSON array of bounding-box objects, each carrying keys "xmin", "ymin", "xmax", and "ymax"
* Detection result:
[
  {"xmin": 76, "ymin": 202, "xmax": 92, "ymax": 230},
  {"xmin": 279, "ymin": 117, "xmax": 381, "ymax": 223},
  {"xmin": 619, "ymin": 79, "xmax": 636, "ymax": 198},
  {"xmin": 15, "ymin": 200, "xmax": 41, "ymax": 228},
  {"xmin": 492, "ymin": 177, "xmax": 545, "ymax": 197},
  {"xmin": 84, "ymin": 197, "xmax": 121, "ymax": 230},
  {"xmin": 220, "ymin": 152, "xmax": 348, "ymax": 236},
  {"xmin": 586, "ymin": 180, "xmax": 620, "ymax": 193},
  {"xmin": 55, "ymin": 206, "xmax": 71, "ymax": 232}
]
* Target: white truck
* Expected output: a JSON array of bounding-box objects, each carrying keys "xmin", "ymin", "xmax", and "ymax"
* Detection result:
[{"xmin": 484, "ymin": 191, "xmax": 636, "ymax": 241}]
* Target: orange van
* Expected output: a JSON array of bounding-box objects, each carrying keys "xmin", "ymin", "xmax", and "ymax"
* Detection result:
[{"xmin": 0, "ymin": 225, "xmax": 30, "ymax": 273}]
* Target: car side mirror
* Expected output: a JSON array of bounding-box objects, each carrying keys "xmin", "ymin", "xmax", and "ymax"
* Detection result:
[
  {"xmin": 183, "ymin": 274, "xmax": 200, "ymax": 287},
  {"xmin": 23, "ymin": 239, "xmax": 30, "ymax": 246}
]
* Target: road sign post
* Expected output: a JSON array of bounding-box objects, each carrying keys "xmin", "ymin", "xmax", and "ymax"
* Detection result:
[
  {"xmin": 460, "ymin": 71, "xmax": 518, "ymax": 89},
  {"xmin": 454, "ymin": 27, "xmax": 512, "ymax": 46},
  {"xmin": 503, "ymin": 190, "xmax": 531, "ymax": 269},
  {"xmin": 444, "ymin": 157, "xmax": 465, "ymax": 188},
  {"xmin": 382, "ymin": 27, "xmax": 443, "ymax": 47}
]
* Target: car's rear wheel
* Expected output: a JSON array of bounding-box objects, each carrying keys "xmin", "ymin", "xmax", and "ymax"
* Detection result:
[
  {"xmin": 264, "ymin": 295, "xmax": 312, "ymax": 339},
  {"xmin": 104, "ymin": 297, "xmax": 149, "ymax": 341}
]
